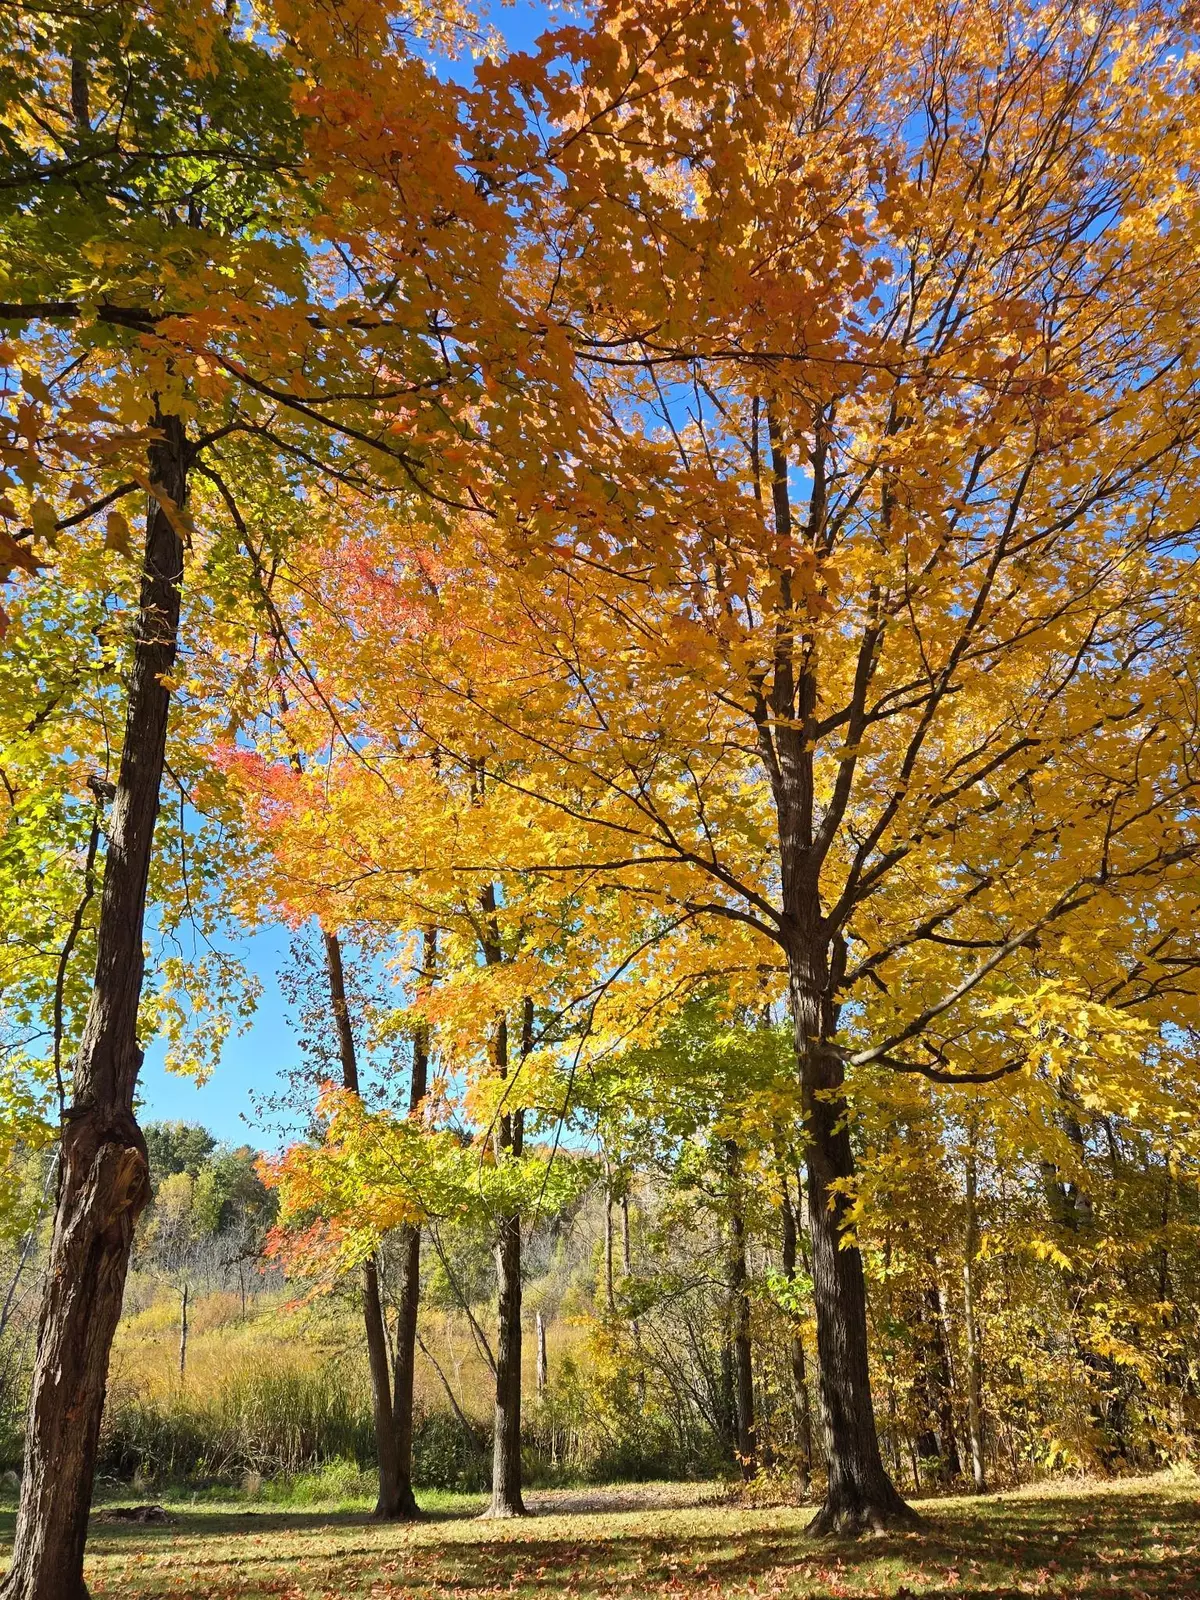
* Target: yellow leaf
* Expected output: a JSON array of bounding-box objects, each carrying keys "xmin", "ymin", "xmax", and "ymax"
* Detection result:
[
  {"xmin": 104, "ymin": 509, "xmax": 134, "ymax": 558},
  {"xmin": 19, "ymin": 368, "xmax": 52, "ymax": 406},
  {"xmin": 29, "ymin": 497, "xmax": 57, "ymax": 544}
]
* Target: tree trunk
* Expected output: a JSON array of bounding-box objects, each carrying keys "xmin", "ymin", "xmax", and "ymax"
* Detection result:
[
  {"xmin": 486, "ymin": 993, "xmax": 527, "ymax": 1518},
  {"xmin": 603, "ymin": 1162, "xmax": 616, "ymax": 1314},
  {"xmin": 789, "ymin": 950, "xmax": 916, "ymax": 1535},
  {"xmin": 621, "ymin": 1191, "xmax": 632, "ymax": 1274},
  {"xmin": 780, "ymin": 1170, "xmax": 812, "ymax": 1493},
  {"xmin": 726, "ymin": 1139, "xmax": 756, "ymax": 1479},
  {"xmin": 390, "ymin": 940, "xmax": 433, "ymax": 1520},
  {"xmin": 362, "ymin": 1257, "xmax": 402, "ymax": 1515},
  {"xmin": 962, "ymin": 1145, "xmax": 987, "ymax": 1492},
  {"xmin": 932, "ymin": 1279, "xmax": 962, "ymax": 1479},
  {"xmin": 1157, "ymin": 1153, "xmax": 1173, "ymax": 1304},
  {"xmin": 389, "ymin": 1229, "xmax": 420, "ymax": 1510},
  {"xmin": 321, "ymin": 928, "xmax": 404, "ymax": 1517},
  {"xmin": 490, "ymin": 1207, "xmax": 525, "ymax": 1516},
  {"xmin": 178, "ymin": 1282, "xmax": 188, "ymax": 1384},
  {"xmin": 535, "ymin": 1309, "xmax": 548, "ymax": 1396},
  {"xmin": 1, "ymin": 419, "xmax": 188, "ymax": 1600},
  {"xmin": 920, "ymin": 1285, "xmax": 961, "ymax": 1482},
  {"xmin": 911, "ymin": 1316, "xmax": 940, "ymax": 1475},
  {"xmin": 719, "ymin": 1329, "xmax": 736, "ymax": 1458}
]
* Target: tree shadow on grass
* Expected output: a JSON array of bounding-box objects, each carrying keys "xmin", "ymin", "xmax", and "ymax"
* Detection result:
[{"xmin": 5, "ymin": 1481, "xmax": 1199, "ymax": 1598}]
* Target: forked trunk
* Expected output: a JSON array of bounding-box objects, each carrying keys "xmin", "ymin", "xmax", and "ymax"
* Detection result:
[
  {"xmin": 1, "ymin": 420, "xmax": 188, "ymax": 1600},
  {"xmin": 321, "ymin": 928, "xmax": 404, "ymax": 1517},
  {"xmin": 789, "ymin": 951, "xmax": 917, "ymax": 1536},
  {"xmin": 362, "ymin": 1257, "xmax": 401, "ymax": 1514}
]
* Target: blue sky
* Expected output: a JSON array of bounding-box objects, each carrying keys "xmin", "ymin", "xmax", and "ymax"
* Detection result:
[
  {"xmin": 483, "ymin": 0, "xmax": 558, "ymax": 53},
  {"xmin": 138, "ymin": 924, "xmax": 300, "ymax": 1147},
  {"xmin": 138, "ymin": 0, "xmax": 563, "ymax": 1150}
]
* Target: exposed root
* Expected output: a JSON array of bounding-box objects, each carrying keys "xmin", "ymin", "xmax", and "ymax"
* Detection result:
[{"xmin": 806, "ymin": 1492, "xmax": 924, "ymax": 1538}]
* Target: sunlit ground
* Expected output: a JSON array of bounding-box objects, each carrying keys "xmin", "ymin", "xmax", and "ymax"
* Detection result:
[{"xmin": 3, "ymin": 1472, "xmax": 1198, "ymax": 1597}]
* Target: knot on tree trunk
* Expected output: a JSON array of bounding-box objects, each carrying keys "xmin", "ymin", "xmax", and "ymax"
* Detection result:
[{"xmin": 60, "ymin": 1106, "xmax": 150, "ymax": 1246}]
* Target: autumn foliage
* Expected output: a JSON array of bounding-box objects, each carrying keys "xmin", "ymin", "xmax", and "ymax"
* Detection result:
[{"xmin": 5, "ymin": 0, "xmax": 1200, "ymax": 1587}]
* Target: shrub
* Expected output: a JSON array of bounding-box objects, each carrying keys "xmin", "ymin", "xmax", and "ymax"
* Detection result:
[{"xmin": 411, "ymin": 1408, "xmax": 491, "ymax": 1493}]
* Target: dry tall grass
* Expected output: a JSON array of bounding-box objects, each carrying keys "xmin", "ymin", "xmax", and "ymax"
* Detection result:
[{"xmin": 99, "ymin": 1286, "xmax": 588, "ymax": 1489}]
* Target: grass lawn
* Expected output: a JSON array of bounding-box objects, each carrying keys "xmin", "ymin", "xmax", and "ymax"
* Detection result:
[{"xmin": 2, "ymin": 1473, "xmax": 1199, "ymax": 1597}]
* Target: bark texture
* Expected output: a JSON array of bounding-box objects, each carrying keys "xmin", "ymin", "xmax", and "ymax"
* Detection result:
[
  {"xmin": 490, "ymin": 1206, "xmax": 525, "ymax": 1516},
  {"xmin": 363, "ymin": 1259, "xmax": 402, "ymax": 1515},
  {"xmin": 390, "ymin": 1227, "xmax": 421, "ymax": 1512},
  {"xmin": 480, "ymin": 903, "xmax": 527, "ymax": 1519},
  {"xmin": 791, "ymin": 952, "xmax": 917, "ymax": 1536},
  {"xmin": 1, "ymin": 420, "xmax": 188, "ymax": 1600}
]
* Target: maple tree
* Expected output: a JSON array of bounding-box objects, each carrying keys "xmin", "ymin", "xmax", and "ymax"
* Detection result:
[
  {"xmin": 0, "ymin": 8, "xmax": 306, "ymax": 1586},
  {"xmin": 5, "ymin": 0, "xmax": 1200, "ymax": 1573},
  {"xmin": 226, "ymin": 675, "xmax": 670, "ymax": 1517},
  {"xmin": 0, "ymin": 0, "xmax": 552, "ymax": 1584},
  {"xmin": 586, "ymin": 1000, "xmax": 807, "ymax": 1481},
  {"xmin": 274, "ymin": 0, "xmax": 1200, "ymax": 1534}
]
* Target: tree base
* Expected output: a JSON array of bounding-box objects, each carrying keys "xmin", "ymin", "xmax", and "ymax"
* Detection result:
[
  {"xmin": 481, "ymin": 1498, "xmax": 528, "ymax": 1519},
  {"xmin": 806, "ymin": 1487, "xmax": 923, "ymax": 1537},
  {"xmin": 0, "ymin": 1570, "xmax": 90, "ymax": 1600},
  {"xmin": 375, "ymin": 1492, "xmax": 423, "ymax": 1522}
]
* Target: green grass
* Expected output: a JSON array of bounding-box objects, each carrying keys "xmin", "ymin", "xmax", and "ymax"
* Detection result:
[{"xmin": 2, "ymin": 1473, "xmax": 1199, "ymax": 1597}]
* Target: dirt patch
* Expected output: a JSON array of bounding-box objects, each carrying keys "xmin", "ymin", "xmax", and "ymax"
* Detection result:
[{"xmin": 523, "ymin": 1482, "xmax": 728, "ymax": 1517}]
